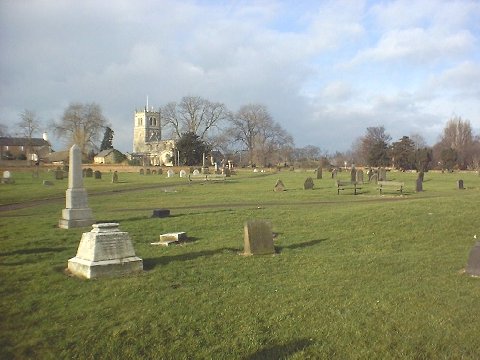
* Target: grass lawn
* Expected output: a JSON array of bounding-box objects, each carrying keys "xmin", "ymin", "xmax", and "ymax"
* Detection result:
[{"xmin": 1, "ymin": 168, "xmax": 480, "ymax": 359}]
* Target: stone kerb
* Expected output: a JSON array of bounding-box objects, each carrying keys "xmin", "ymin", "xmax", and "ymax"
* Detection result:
[
  {"xmin": 243, "ymin": 220, "xmax": 275, "ymax": 256},
  {"xmin": 68, "ymin": 223, "xmax": 143, "ymax": 279}
]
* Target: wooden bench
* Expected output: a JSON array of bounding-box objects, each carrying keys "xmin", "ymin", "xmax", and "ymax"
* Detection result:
[
  {"xmin": 377, "ymin": 181, "xmax": 404, "ymax": 194},
  {"xmin": 336, "ymin": 180, "xmax": 361, "ymax": 195}
]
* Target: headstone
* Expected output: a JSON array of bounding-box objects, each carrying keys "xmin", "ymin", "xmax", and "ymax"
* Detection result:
[
  {"xmin": 192, "ymin": 169, "xmax": 200, "ymax": 176},
  {"xmin": 139, "ymin": 168, "xmax": 144, "ymax": 175},
  {"xmin": 416, "ymin": 177, "xmax": 423, "ymax": 192},
  {"xmin": 253, "ymin": 168, "xmax": 258, "ymax": 173},
  {"xmin": 151, "ymin": 170, "xmax": 157, "ymax": 175},
  {"xmin": 112, "ymin": 171, "xmax": 118, "ymax": 183},
  {"xmin": 370, "ymin": 174, "xmax": 378, "ymax": 184},
  {"xmin": 379, "ymin": 168, "xmax": 387, "ymax": 181},
  {"xmin": 316, "ymin": 167, "xmax": 322, "ymax": 180},
  {"xmin": 67, "ymin": 223, "xmax": 143, "ymax": 279},
  {"xmin": 85, "ymin": 168, "xmax": 93, "ymax": 178},
  {"xmin": 146, "ymin": 168, "xmax": 151, "ymax": 175},
  {"xmin": 224, "ymin": 168, "xmax": 231, "ymax": 177},
  {"xmin": 457, "ymin": 180, "xmax": 464, "ymax": 190},
  {"xmin": 152, "ymin": 209, "xmax": 170, "ymax": 218},
  {"xmin": 58, "ymin": 144, "xmax": 95, "ymax": 229},
  {"xmin": 94, "ymin": 170, "xmax": 102, "ymax": 179},
  {"xmin": 243, "ymin": 220, "xmax": 275, "ymax": 256},
  {"xmin": 304, "ymin": 177, "xmax": 314, "ymax": 190},
  {"xmin": 466, "ymin": 241, "xmax": 480, "ymax": 277},
  {"xmin": 157, "ymin": 168, "xmax": 163, "ymax": 175},
  {"xmin": 151, "ymin": 232, "xmax": 188, "ymax": 246},
  {"xmin": 274, "ymin": 179, "xmax": 286, "ymax": 192},
  {"xmin": 356, "ymin": 169, "xmax": 364, "ymax": 184},
  {"xmin": 350, "ymin": 167, "xmax": 356, "ymax": 182},
  {"xmin": 167, "ymin": 169, "xmax": 174, "ymax": 178},
  {"xmin": 179, "ymin": 169, "xmax": 187, "ymax": 178},
  {"xmin": 367, "ymin": 169, "xmax": 373, "ymax": 181},
  {"xmin": 54, "ymin": 169, "xmax": 64, "ymax": 180},
  {"xmin": 1, "ymin": 170, "xmax": 14, "ymax": 184}
]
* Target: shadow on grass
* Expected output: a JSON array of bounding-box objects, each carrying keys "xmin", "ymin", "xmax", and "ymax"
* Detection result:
[
  {"xmin": 0, "ymin": 246, "xmax": 68, "ymax": 257},
  {"xmin": 143, "ymin": 246, "xmax": 239, "ymax": 270},
  {"xmin": 245, "ymin": 338, "xmax": 313, "ymax": 360},
  {"xmin": 276, "ymin": 238, "xmax": 327, "ymax": 253}
]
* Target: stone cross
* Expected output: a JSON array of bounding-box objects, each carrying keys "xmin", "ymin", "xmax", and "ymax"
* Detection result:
[{"xmin": 58, "ymin": 144, "xmax": 94, "ymax": 229}]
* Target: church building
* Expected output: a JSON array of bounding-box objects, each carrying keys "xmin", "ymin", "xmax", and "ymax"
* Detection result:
[{"xmin": 132, "ymin": 106, "xmax": 175, "ymax": 166}]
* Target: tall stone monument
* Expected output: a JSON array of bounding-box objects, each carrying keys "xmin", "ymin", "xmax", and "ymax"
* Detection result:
[{"xmin": 59, "ymin": 144, "xmax": 95, "ymax": 229}]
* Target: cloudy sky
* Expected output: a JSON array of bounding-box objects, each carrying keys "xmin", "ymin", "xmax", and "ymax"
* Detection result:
[{"xmin": 1, "ymin": 0, "xmax": 479, "ymax": 153}]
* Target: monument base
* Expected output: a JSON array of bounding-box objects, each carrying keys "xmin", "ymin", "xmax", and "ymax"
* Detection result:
[
  {"xmin": 59, "ymin": 208, "xmax": 94, "ymax": 229},
  {"xmin": 68, "ymin": 257, "xmax": 143, "ymax": 279}
]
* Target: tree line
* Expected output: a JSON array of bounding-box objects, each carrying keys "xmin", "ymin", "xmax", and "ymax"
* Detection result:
[{"xmin": 2, "ymin": 98, "xmax": 479, "ymax": 170}]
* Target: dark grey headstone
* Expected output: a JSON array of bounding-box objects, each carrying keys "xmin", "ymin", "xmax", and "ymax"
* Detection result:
[
  {"xmin": 146, "ymin": 168, "xmax": 151, "ymax": 175},
  {"xmin": 139, "ymin": 168, "xmax": 144, "ymax": 175},
  {"xmin": 304, "ymin": 177, "xmax": 314, "ymax": 190},
  {"xmin": 466, "ymin": 241, "xmax": 480, "ymax": 277},
  {"xmin": 54, "ymin": 169, "xmax": 64, "ymax": 180},
  {"xmin": 350, "ymin": 167, "xmax": 356, "ymax": 182},
  {"xmin": 457, "ymin": 179, "xmax": 464, "ymax": 190},
  {"xmin": 152, "ymin": 209, "xmax": 170, "ymax": 218},
  {"xmin": 356, "ymin": 169, "xmax": 364, "ymax": 184},
  {"xmin": 94, "ymin": 170, "xmax": 102, "ymax": 179},
  {"xmin": 243, "ymin": 220, "xmax": 275, "ymax": 255},
  {"xmin": 85, "ymin": 168, "xmax": 93, "ymax": 177},
  {"xmin": 274, "ymin": 179, "xmax": 286, "ymax": 192},
  {"xmin": 316, "ymin": 167, "xmax": 322, "ymax": 179}
]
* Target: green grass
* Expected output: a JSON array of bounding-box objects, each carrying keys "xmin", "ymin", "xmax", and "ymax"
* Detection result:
[{"xmin": 1, "ymin": 169, "xmax": 480, "ymax": 359}]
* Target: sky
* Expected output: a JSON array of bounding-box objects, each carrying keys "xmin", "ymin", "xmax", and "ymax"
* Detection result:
[{"xmin": 1, "ymin": 0, "xmax": 479, "ymax": 154}]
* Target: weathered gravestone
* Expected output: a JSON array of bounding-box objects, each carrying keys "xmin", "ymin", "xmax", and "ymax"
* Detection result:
[
  {"xmin": 304, "ymin": 177, "xmax": 314, "ymax": 190},
  {"xmin": 139, "ymin": 168, "xmax": 144, "ymax": 175},
  {"xmin": 54, "ymin": 168, "xmax": 64, "ymax": 180},
  {"xmin": 179, "ymin": 169, "xmax": 187, "ymax": 178},
  {"xmin": 274, "ymin": 179, "xmax": 286, "ymax": 192},
  {"xmin": 416, "ymin": 177, "xmax": 423, "ymax": 192},
  {"xmin": 379, "ymin": 168, "xmax": 387, "ymax": 181},
  {"xmin": 356, "ymin": 169, "xmax": 364, "ymax": 184},
  {"xmin": 224, "ymin": 168, "xmax": 231, "ymax": 177},
  {"xmin": 157, "ymin": 168, "xmax": 163, "ymax": 175},
  {"xmin": 151, "ymin": 232, "xmax": 188, "ymax": 246},
  {"xmin": 67, "ymin": 223, "xmax": 143, "ymax": 279},
  {"xmin": 146, "ymin": 168, "xmax": 151, "ymax": 175},
  {"xmin": 466, "ymin": 240, "xmax": 480, "ymax": 277},
  {"xmin": 316, "ymin": 166, "xmax": 323, "ymax": 180},
  {"xmin": 350, "ymin": 167, "xmax": 356, "ymax": 183},
  {"xmin": 112, "ymin": 171, "xmax": 118, "ymax": 183},
  {"xmin": 457, "ymin": 180, "xmax": 464, "ymax": 190},
  {"xmin": 94, "ymin": 170, "xmax": 102, "ymax": 179},
  {"xmin": 59, "ymin": 144, "xmax": 95, "ymax": 229},
  {"xmin": 85, "ymin": 168, "xmax": 93, "ymax": 178},
  {"xmin": 243, "ymin": 220, "xmax": 275, "ymax": 256},
  {"xmin": 370, "ymin": 173, "xmax": 378, "ymax": 184},
  {"xmin": 151, "ymin": 209, "xmax": 170, "ymax": 218},
  {"xmin": 1, "ymin": 171, "xmax": 14, "ymax": 184},
  {"xmin": 167, "ymin": 169, "xmax": 174, "ymax": 178},
  {"xmin": 192, "ymin": 169, "xmax": 200, "ymax": 176}
]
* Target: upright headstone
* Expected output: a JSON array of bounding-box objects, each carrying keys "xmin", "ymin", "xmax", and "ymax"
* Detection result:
[
  {"xmin": 1, "ymin": 171, "xmax": 14, "ymax": 184},
  {"xmin": 316, "ymin": 167, "xmax": 322, "ymax": 180},
  {"xmin": 243, "ymin": 220, "xmax": 275, "ymax": 256},
  {"xmin": 457, "ymin": 180, "xmax": 464, "ymax": 190},
  {"xmin": 350, "ymin": 167, "xmax": 356, "ymax": 183},
  {"xmin": 274, "ymin": 179, "xmax": 286, "ymax": 192},
  {"xmin": 54, "ymin": 168, "xmax": 64, "ymax": 180},
  {"xmin": 67, "ymin": 223, "xmax": 143, "ymax": 279},
  {"xmin": 356, "ymin": 169, "xmax": 364, "ymax": 184},
  {"xmin": 146, "ymin": 168, "xmax": 151, "ymax": 175},
  {"xmin": 167, "ymin": 169, "xmax": 174, "ymax": 178},
  {"xmin": 139, "ymin": 168, "xmax": 145, "ymax": 175},
  {"xmin": 224, "ymin": 168, "xmax": 231, "ymax": 177},
  {"xmin": 112, "ymin": 171, "xmax": 118, "ymax": 183},
  {"xmin": 59, "ymin": 145, "xmax": 95, "ymax": 229},
  {"xmin": 416, "ymin": 177, "xmax": 423, "ymax": 192},
  {"xmin": 179, "ymin": 169, "xmax": 187, "ymax": 178},
  {"xmin": 94, "ymin": 170, "xmax": 102, "ymax": 179},
  {"xmin": 379, "ymin": 168, "xmax": 387, "ymax": 181},
  {"xmin": 85, "ymin": 168, "xmax": 93, "ymax": 178},
  {"xmin": 370, "ymin": 173, "xmax": 378, "ymax": 184},
  {"xmin": 466, "ymin": 240, "xmax": 480, "ymax": 277},
  {"xmin": 192, "ymin": 169, "xmax": 200, "ymax": 176},
  {"xmin": 304, "ymin": 177, "xmax": 314, "ymax": 190}
]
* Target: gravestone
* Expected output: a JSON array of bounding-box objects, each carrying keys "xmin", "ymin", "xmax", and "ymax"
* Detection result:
[
  {"xmin": 59, "ymin": 144, "xmax": 95, "ymax": 229},
  {"xmin": 416, "ymin": 177, "xmax": 423, "ymax": 192},
  {"xmin": 167, "ymin": 169, "xmax": 174, "ymax": 178},
  {"xmin": 457, "ymin": 180, "xmax": 464, "ymax": 190},
  {"xmin": 243, "ymin": 220, "xmax": 275, "ymax": 256},
  {"xmin": 304, "ymin": 177, "xmax": 314, "ymax": 190},
  {"xmin": 274, "ymin": 179, "xmax": 286, "ymax": 192},
  {"xmin": 370, "ymin": 174, "xmax": 378, "ymax": 184},
  {"xmin": 157, "ymin": 168, "xmax": 163, "ymax": 175},
  {"xmin": 379, "ymin": 168, "xmax": 387, "ymax": 181},
  {"xmin": 67, "ymin": 223, "xmax": 143, "ymax": 279},
  {"xmin": 367, "ymin": 169, "xmax": 373, "ymax": 181},
  {"xmin": 179, "ymin": 169, "xmax": 187, "ymax": 178},
  {"xmin": 152, "ymin": 209, "xmax": 170, "ymax": 218},
  {"xmin": 316, "ymin": 167, "xmax": 322, "ymax": 180},
  {"xmin": 151, "ymin": 170, "xmax": 157, "ymax": 175},
  {"xmin": 139, "ymin": 168, "xmax": 144, "ymax": 175},
  {"xmin": 350, "ymin": 167, "xmax": 356, "ymax": 182},
  {"xmin": 112, "ymin": 171, "xmax": 118, "ymax": 183},
  {"xmin": 1, "ymin": 171, "xmax": 14, "ymax": 184},
  {"xmin": 151, "ymin": 232, "xmax": 188, "ymax": 246},
  {"xmin": 94, "ymin": 170, "xmax": 102, "ymax": 179},
  {"xmin": 466, "ymin": 240, "xmax": 480, "ymax": 277},
  {"xmin": 85, "ymin": 168, "xmax": 93, "ymax": 178},
  {"xmin": 356, "ymin": 169, "xmax": 364, "ymax": 184},
  {"xmin": 192, "ymin": 169, "xmax": 200, "ymax": 176},
  {"xmin": 146, "ymin": 168, "xmax": 151, "ymax": 175},
  {"xmin": 54, "ymin": 169, "xmax": 64, "ymax": 180},
  {"xmin": 224, "ymin": 168, "xmax": 231, "ymax": 177}
]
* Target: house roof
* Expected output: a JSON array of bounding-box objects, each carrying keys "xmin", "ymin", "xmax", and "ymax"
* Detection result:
[
  {"xmin": 0, "ymin": 137, "xmax": 50, "ymax": 147},
  {"xmin": 95, "ymin": 149, "xmax": 115, "ymax": 157}
]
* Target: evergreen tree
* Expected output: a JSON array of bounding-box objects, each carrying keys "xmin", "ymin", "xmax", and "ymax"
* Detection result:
[
  {"xmin": 100, "ymin": 127, "xmax": 114, "ymax": 151},
  {"xmin": 175, "ymin": 132, "xmax": 210, "ymax": 166}
]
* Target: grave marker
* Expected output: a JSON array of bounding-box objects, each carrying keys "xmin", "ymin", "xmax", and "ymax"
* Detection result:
[
  {"xmin": 243, "ymin": 220, "xmax": 275, "ymax": 255},
  {"xmin": 466, "ymin": 240, "xmax": 480, "ymax": 277},
  {"xmin": 304, "ymin": 177, "xmax": 314, "ymax": 190},
  {"xmin": 274, "ymin": 179, "xmax": 286, "ymax": 192}
]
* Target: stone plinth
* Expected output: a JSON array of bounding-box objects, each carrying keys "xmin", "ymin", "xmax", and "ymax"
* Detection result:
[
  {"xmin": 68, "ymin": 223, "xmax": 143, "ymax": 279},
  {"xmin": 466, "ymin": 241, "xmax": 480, "ymax": 277},
  {"xmin": 243, "ymin": 220, "xmax": 275, "ymax": 255}
]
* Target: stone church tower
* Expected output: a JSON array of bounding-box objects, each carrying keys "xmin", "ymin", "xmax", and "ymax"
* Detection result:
[{"xmin": 132, "ymin": 106, "xmax": 175, "ymax": 166}]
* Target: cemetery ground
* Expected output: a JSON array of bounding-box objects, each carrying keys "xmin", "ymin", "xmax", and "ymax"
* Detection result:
[{"xmin": 1, "ymin": 169, "xmax": 480, "ymax": 359}]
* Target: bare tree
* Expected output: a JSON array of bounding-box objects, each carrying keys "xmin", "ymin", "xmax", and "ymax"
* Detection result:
[
  {"xmin": 161, "ymin": 96, "xmax": 230, "ymax": 140},
  {"xmin": 437, "ymin": 117, "xmax": 474, "ymax": 169},
  {"xmin": 17, "ymin": 109, "xmax": 41, "ymax": 161},
  {"xmin": 52, "ymin": 102, "xmax": 109, "ymax": 154}
]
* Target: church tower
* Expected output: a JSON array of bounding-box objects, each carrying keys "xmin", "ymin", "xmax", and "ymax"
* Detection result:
[{"xmin": 133, "ymin": 106, "xmax": 162, "ymax": 153}]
